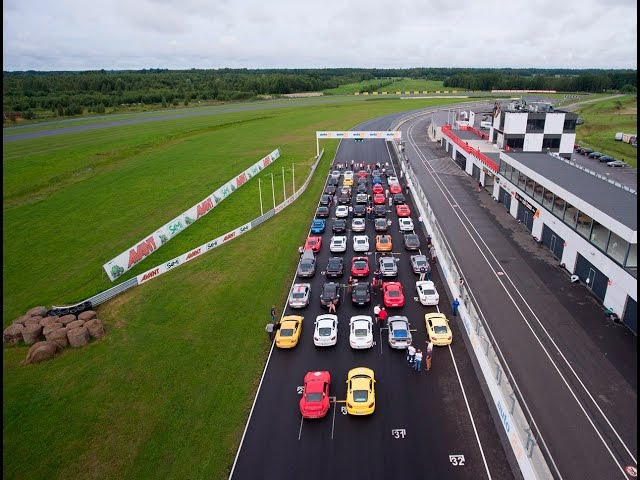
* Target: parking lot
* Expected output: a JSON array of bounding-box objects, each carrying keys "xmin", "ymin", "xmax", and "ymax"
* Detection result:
[{"xmin": 230, "ymin": 138, "xmax": 514, "ymax": 480}]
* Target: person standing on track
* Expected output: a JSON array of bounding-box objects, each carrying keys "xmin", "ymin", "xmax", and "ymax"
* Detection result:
[
  {"xmin": 452, "ymin": 298, "xmax": 460, "ymax": 317},
  {"xmin": 265, "ymin": 322, "xmax": 274, "ymax": 341},
  {"xmin": 378, "ymin": 307, "xmax": 388, "ymax": 328},
  {"xmin": 407, "ymin": 342, "xmax": 416, "ymax": 366},
  {"xmin": 328, "ymin": 298, "xmax": 337, "ymax": 313},
  {"xmin": 430, "ymin": 244, "xmax": 436, "ymax": 263},
  {"xmin": 425, "ymin": 340, "xmax": 433, "ymax": 371},
  {"xmin": 270, "ymin": 305, "xmax": 277, "ymax": 323},
  {"xmin": 374, "ymin": 304, "xmax": 381, "ymax": 323},
  {"xmin": 419, "ymin": 265, "xmax": 426, "ymax": 282},
  {"xmin": 413, "ymin": 349, "xmax": 423, "ymax": 372}
]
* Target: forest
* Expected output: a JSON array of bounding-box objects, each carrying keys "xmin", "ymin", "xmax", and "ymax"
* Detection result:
[{"xmin": 3, "ymin": 67, "xmax": 636, "ymax": 122}]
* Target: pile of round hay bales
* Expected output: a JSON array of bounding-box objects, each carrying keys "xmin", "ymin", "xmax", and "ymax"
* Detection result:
[{"xmin": 4, "ymin": 306, "xmax": 106, "ymax": 364}]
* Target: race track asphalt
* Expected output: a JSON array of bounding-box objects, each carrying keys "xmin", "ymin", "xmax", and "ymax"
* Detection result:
[{"xmin": 230, "ymin": 122, "xmax": 515, "ymax": 480}]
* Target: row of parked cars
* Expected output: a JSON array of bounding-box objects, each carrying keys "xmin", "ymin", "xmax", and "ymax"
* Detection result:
[{"xmin": 574, "ymin": 145, "xmax": 627, "ymax": 167}]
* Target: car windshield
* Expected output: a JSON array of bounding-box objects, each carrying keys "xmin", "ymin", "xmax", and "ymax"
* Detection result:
[
  {"xmin": 434, "ymin": 325, "xmax": 448, "ymax": 334},
  {"xmin": 318, "ymin": 327, "xmax": 332, "ymax": 336},
  {"xmin": 388, "ymin": 291, "xmax": 400, "ymax": 297},
  {"xmin": 306, "ymin": 392, "xmax": 323, "ymax": 402},
  {"xmin": 392, "ymin": 329, "xmax": 408, "ymax": 338},
  {"xmin": 354, "ymin": 285, "xmax": 368, "ymax": 294},
  {"xmin": 357, "ymin": 239, "xmax": 366, "ymax": 245},
  {"xmin": 354, "ymin": 261, "xmax": 367, "ymax": 268},
  {"xmin": 328, "ymin": 261, "xmax": 341, "ymax": 268},
  {"xmin": 354, "ymin": 328, "xmax": 368, "ymax": 337},
  {"xmin": 322, "ymin": 285, "xmax": 336, "ymax": 296},
  {"xmin": 280, "ymin": 329, "xmax": 294, "ymax": 337},
  {"xmin": 300, "ymin": 261, "xmax": 313, "ymax": 268},
  {"xmin": 425, "ymin": 289, "xmax": 436, "ymax": 295},
  {"xmin": 292, "ymin": 292, "xmax": 306, "ymax": 299},
  {"xmin": 382, "ymin": 260, "xmax": 394, "ymax": 268},
  {"xmin": 353, "ymin": 390, "xmax": 368, "ymax": 402}
]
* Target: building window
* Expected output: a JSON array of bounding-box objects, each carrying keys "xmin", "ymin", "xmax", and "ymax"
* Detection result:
[
  {"xmin": 506, "ymin": 137, "xmax": 524, "ymax": 149},
  {"xmin": 563, "ymin": 203, "xmax": 578, "ymax": 229},
  {"xmin": 499, "ymin": 160, "xmax": 506, "ymax": 175},
  {"xmin": 526, "ymin": 118, "xmax": 545, "ymax": 132},
  {"xmin": 525, "ymin": 178, "xmax": 536, "ymax": 195},
  {"xmin": 576, "ymin": 212, "xmax": 593, "ymax": 239},
  {"xmin": 607, "ymin": 232, "xmax": 629, "ymax": 265},
  {"xmin": 590, "ymin": 221, "xmax": 610, "ymax": 251},
  {"xmin": 533, "ymin": 183, "xmax": 544, "ymax": 202},
  {"xmin": 511, "ymin": 167, "xmax": 519, "ymax": 183},
  {"xmin": 542, "ymin": 188, "xmax": 554, "ymax": 209},
  {"xmin": 552, "ymin": 195, "xmax": 565, "ymax": 218},
  {"xmin": 517, "ymin": 172, "xmax": 527, "ymax": 190},
  {"xmin": 542, "ymin": 137, "xmax": 561, "ymax": 149},
  {"xmin": 504, "ymin": 163, "xmax": 513, "ymax": 181},
  {"xmin": 626, "ymin": 244, "xmax": 637, "ymax": 268},
  {"xmin": 563, "ymin": 119, "xmax": 577, "ymax": 131}
]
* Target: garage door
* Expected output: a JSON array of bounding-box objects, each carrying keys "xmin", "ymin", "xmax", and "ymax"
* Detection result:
[
  {"xmin": 622, "ymin": 296, "xmax": 637, "ymax": 333},
  {"xmin": 542, "ymin": 225, "xmax": 564, "ymax": 260},
  {"xmin": 499, "ymin": 187, "xmax": 511, "ymax": 210},
  {"xmin": 517, "ymin": 202, "xmax": 534, "ymax": 232},
  {"xmin": 574, "ymin": 254, "xmax": 609, "ymax": 302}
]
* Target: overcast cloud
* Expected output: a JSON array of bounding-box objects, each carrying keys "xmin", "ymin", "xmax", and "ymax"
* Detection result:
[{"xmin": 3, "ymin": 0, "xmax": 637, "ymax": 71}]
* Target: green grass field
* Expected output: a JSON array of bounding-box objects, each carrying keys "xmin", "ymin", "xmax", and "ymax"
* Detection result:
[
  {"xmin": 3, "ymin": 96, "xmax": 473, "ymax": 480},
  {"xmin": 574, "ymin": 95, "xmax": 637, "ymax": 167}
]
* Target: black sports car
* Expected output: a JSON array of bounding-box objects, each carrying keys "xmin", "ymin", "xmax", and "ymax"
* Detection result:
[
  {"xmin": 325, "ymin": 257, "xmax": 344, "ymax": 278},
  {"xmin": 351, "ymin": 282, "xmax": 372, "ymax": 306}
]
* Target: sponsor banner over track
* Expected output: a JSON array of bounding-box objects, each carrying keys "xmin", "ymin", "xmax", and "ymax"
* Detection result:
[
  {"xmin": 316, "ymin": 131, "xmax": 401, "ymax": 140},
  {"xmin": 103, "ymin": 148, "xmax": 281, "ymax": 281}
]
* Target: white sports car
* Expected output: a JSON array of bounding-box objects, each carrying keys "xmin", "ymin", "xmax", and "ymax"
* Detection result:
[
  {"xmin": 387, "ymin": 175, "xmax": 400, "ymax": 186},
  {"xmin": 335, "ymin": 206, "xmax": 349, "ymax": 218},
  {"xmin": 399, "ymin": 217, "xmax": 414, "ymax": 232},
  {"xmin": 387, "ymin": 316, "xmax": 412, "ymax": 349},
  {"xmin": 330, "ymin": 235, "xmax": 348, "ymax": 253},
  {"xmin": 416, "ymin": 280, "xmax": 439, "ymax": 306},
  {"xmin": 314, "ymin": 314, "xmax": 338, "ymax": 347},
  {"xmin": 349, "ymin": 315, "xmax": 374, "ymax": 349},
  {"xmin": 289, "ymin": 283, "xmax": 311, "ymax": 308},
  {"xmin": 353, "ymin": 235, "xmax": 370, "ymax": 252}
]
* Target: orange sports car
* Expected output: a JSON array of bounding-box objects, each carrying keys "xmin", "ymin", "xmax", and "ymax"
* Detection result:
[{"xmin": 375, "ymin": 234, "xmax": 393, "ymax": 252}]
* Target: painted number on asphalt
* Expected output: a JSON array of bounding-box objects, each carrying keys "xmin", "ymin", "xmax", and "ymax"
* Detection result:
[
  {"xmin": 297, "ymin": 386, "xmax": 304, "ymax": 395},
  {"xmin": 391, "ymin": 429, "xmax": 406, "ymax": 439},
  {"xmin": 625, "ymin": 466, "xmax": 637, "ymax": 477},
  {"xmin": 449, "ymin": 455, "xmax": 465, "ymax": 466},
  {"xmin": 413, "ymin": 296, "xmax": 420, "ymax": 302},
  {"xmin": 341, "ymin": 406, "xmax": 347, "ymax": 415}
]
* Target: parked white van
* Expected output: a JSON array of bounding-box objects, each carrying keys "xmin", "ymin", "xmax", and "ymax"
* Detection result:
[{"xmin": 480, "ymin": 121, "xmax": 492, "ymax": 129}]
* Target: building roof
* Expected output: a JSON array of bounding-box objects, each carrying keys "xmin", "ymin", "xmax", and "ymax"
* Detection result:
[{"xmin": 505, "ymin": 152, "xmax": 637, "ymax": 231}]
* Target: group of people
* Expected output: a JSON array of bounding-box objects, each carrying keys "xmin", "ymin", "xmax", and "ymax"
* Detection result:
[
  {"xmin": 333, "ymin": 160, "xmax": 391, "ymax": 173},
  {"xmin": 265, "ymin": 305, "xmax": 280, "ymax": 341},
  {"xmin": 373, "ymin": 304, "xmax": 388, "ymax": 327},
  {"xmin": 406, "ymin": 339, "xmax": 434, "ymax": 372}
]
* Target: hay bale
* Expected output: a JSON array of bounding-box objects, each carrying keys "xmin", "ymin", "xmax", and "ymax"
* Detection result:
[
  {"xmin": 27, "ymin": 306, "xmax": 48, "ymax": 317},
  {"xmin": 22, "ymin": 324, "xmax": 43, "ymax": 345},
  {"xmin": 78, "ymin": 310, "xmax": 97, "ymax": 321},
  {"xmin": 40, "ymin": 316, "xmax": 60, "ymax": 327},
  {"xmin": 66, "ymin": 319, "xmax": 85, "ymax": 330},
  {"xmin": 67, "ymin": 326, "xmax": 90, "ymax": 348},
  {"xmin": 48, "ymin": 328, "xmax": 69, "ymax": 349},
  {"xmin": 22, "ymin": 341, "xmax": 61, "ymax": 365},
  {"xmin": 59, "ymin": 314, "xmax": 77, "ymax": 326},
  {"xmin": 43, "ymin": 323, "xmax": 63, "ymax": 339},
  {"xmin": 85, "ymin": 319, "xmax": 105, "ymax": 339},
  {"xmin": 24, "ymin": 317, "xmax": 43, "ymax": 328},
  {"xmin": 4, "ymin": 324, "xmax": 25, "ymax": 345},
  {"xmin": 13, "ymin": 315, "xmax": 31, "ymax": 326}
]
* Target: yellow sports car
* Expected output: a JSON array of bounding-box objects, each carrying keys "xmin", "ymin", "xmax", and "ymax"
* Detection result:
[
  {"xmin": 346, "ymin": 367, "xmax": 376, "ymax": 415},
  {"xmin": 375, "ymin": 234, "xmax": 392, "ymax": 252},
  {"xmin": 275, "ymin": 315, "xmax": 304, "ymax": 348},
  {"xmin": 343, "ymin": 176, "xmax": 354, "ymax": 186},
  {"xmin": 425, "ymin": 313, "xmax": 452, "ymax": 346}
]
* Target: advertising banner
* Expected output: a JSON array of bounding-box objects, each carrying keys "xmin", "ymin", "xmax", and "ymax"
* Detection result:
[
  {"xmin": 316, "ymin": 131, "xmax": 401, "ymax": 140},
  {"xmin": 103, "ymin": 148, "xmax": 280, "ymax": 281}
]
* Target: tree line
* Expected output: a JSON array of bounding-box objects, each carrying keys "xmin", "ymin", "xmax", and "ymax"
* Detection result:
[{"xmin": 3, "ymin": 68, "xmax": 636, "ymax": 121}]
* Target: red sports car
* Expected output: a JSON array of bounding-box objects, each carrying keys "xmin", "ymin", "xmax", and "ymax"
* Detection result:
[
  {"xmin": 304, "ymin": 236, "xmax": 322, "ymax": 252},
  {"xmin": 373, "ymin": 193, "xmax": 386, "ymax": 205},
  {"xmin": 382, "ymin": 282, "xmax": 405, "ymax": 307},
  {"xmin": 372, "ymin": 184, "xmax": 384, "ymax": 194},
  {"xmin": 390, "ymin": 184, "xmax": 403, "ymax": 194},
  {"xmin": 299, "ymin": 371, "xmax": 331, "ymax": 419},
  {"xmin": 396, "ymin": 204, "xmax": 411, "ymax": 217},
  {"xmin": 351, "ymin": 256, "xmax": 370, "ymax": 277},
  {"xmin": 357, "ymin": 170, "xmax": 368, "ymax": 178}
]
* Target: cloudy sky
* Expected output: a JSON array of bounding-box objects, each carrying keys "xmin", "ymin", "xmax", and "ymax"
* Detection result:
[{"xmin": 3, "ymin": 0, "xmax": 637, "ymax": 71}]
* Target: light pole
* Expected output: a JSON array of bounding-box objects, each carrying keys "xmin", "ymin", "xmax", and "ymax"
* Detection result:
[
  {"xmin": 271, "ymin": 173, "xmax": 276, "ymax": 209},
  {"xmin": 258, "ymin": 178, "xmax": 264, "ymax": 216},
  {"xmin": 282, "ymin": 166, "xmax": 286, "ymax": 201}
]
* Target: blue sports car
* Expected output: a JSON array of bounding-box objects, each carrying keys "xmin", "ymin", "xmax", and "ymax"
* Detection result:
[{"xmin": 311, "ymin": 219, "xmax": 326, "ymax": 234}]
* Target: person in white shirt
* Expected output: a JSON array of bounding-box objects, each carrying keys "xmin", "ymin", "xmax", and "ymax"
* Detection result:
[
  {"xmin": 425, "ymin": 340, "xmax": 433, "ymax": 371},
  {"xmin": 413, "ymin": 349, "xmax": 423, "ymax": 372},
  {"xmin": 406, "ymin": 343, "xmax": 416, "ymax": 365}
]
